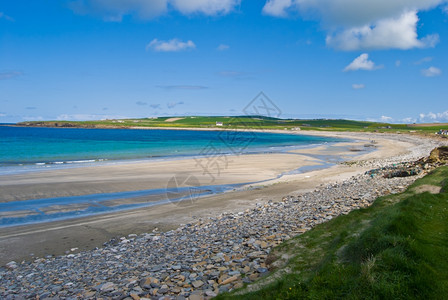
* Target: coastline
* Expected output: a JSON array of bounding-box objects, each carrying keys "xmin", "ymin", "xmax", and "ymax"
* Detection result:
[
  {"xmin": 1, "ymin": 131, "xmax": 447, "ymax": 298},
  {"xmin": 0, "ymin": 126, "xmax": 342, "ymax": 176},
  {"xmin": 0, "ymin": 131, "xmax": 446, "ymax": 266}
]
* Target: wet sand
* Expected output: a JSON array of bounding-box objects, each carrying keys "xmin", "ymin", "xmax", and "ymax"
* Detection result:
[{"xmin": 0, "ymin": 131, "xmax": 433, "ymax": 265}]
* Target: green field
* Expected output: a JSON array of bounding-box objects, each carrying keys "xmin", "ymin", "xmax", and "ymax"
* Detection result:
[
  {"xmin": 217, "ymin": 167, "xmax": 448, "ymax": 299},
  {"xmin": 17, "ymin": 116, "xmax": 448, "ymax": 136}
]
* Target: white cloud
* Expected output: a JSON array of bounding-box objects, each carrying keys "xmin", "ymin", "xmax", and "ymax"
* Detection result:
[
  {"xmin": 421, "ymin": 66, "xmax": 442, "ymax": 77},
  {"xmin": 352, "ymin": 84, "xmax": 365, "ymax": 89},
  {"xmin": 326, "ymin": 11, "xmax": 439, "ymax": 50},
  {"xmin": 146, "ymin": 39, "xmax": 196, "ymax": 52},
  {"xmin": 217, "ymin": 44, "xmax": 230, "ymax": 51},
  {"xmin": 262, "ymin": 0, "xmax": 445, "ymax": 50},
  {"xmin": 0, "ymin": 12, "xmax": 14, "ymax": 21},
  {"xmin": 344, "ymin": 53, "xmax": 382, "ymax": 72},
  {"xmin": 367, "ymin": 112, "xmax": 448, "ymax": 124},
  {"xmin": 0, "ymin": 113, "xmax": 6, "ymax": 117},
  {"xmin": 69, "ymin": 0, "xmax": 240, "ymax": 21},
  {"xmin": 171, "ymin": 0, "xmax": 240, "ymax": 15},
  {"xmin": 402, "ymin": 117, "xmax": 417, "ymax": 123},
  {"xmin": 263, "ymin": 0, "xmax": 295, "ymax": 17},
  {"xmin": 418, "ymin": 111, "xmax": 448, "ymax": 122},
  {"xmin": 380, "ymin": 115, "xmax": 393, "ymax": 122},
  {"xmin": 0, "ymin": 71, "xmax": 23, "ymax": 80}
]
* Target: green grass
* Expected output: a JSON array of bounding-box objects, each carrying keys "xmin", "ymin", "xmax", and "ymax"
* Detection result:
[
  {"xmin": 17, "ymin": 116, "xmax": 448, "ymax": 139},
  {"xmin": 17, "ymin": 115, "xmax": 448, "ymax": 135},
  {"xmin": 217, "ymin": 167, "xmax": 448, "ymax": 299}
]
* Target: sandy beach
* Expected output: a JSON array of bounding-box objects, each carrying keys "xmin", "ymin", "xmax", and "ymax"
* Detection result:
[{"xmin": 0, "ymin": 131, "xmax": 445, "ymax": 265}]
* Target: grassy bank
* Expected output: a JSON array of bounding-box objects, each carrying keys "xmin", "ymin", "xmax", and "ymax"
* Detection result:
[
  {"xmin": 218, "ymin": 167, "xmax": 448, "ymax": 299},
  {"xmin": 16, "ymin": 116, "xmax": 448, "ymax": 136}
]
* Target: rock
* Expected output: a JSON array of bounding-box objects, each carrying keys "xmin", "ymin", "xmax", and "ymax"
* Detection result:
[
  {"xmin": 205, "ymin": 290, "xmax": 217, "ymax": 297},
  {"xmin": 100, "ymin": 282, "xmax": 116, "ymax": 292},
  {"xmin": 248, "ymin": 274, "xmax": 259, "ymax": 281},
  {"xmin": 5, "ymin": 261, "xmax": 18, "ymax": 270},
  {"xmin": 192, "ymin": 280, "xmax": 204, "ymax": 288},
  {"xmin": 130, "ymin": 293, "xmax": 140, "ymax": 300},
  {"xmin": 221, "ymin": 275, "xmax": 239, "ymax": 285}
]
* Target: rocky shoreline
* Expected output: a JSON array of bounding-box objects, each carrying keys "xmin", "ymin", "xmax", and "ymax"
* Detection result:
[{"xmin": 1, "ymin": 137, "xmax": 447, "ymax": 300}]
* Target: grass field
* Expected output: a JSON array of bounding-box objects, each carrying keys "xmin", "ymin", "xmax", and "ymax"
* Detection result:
[
  {"xmin": 17, "ymin": 116, "xmax": 448, "ymax": 136},
  {"xmin": 217, "ymin": 167, "xmax": 448, "ymax": 299}
]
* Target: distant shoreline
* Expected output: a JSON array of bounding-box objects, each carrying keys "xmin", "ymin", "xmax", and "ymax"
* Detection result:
[{"xmin": 8, "ymin": 117, "xmax": 448, "ymax": 141}]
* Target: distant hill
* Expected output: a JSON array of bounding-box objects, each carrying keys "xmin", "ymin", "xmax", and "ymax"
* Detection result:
[{"xmin": 15, "ymin": 116, "xmax": 448, "ymax": 136}]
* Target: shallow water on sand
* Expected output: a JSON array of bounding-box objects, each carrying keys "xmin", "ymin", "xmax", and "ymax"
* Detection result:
[{"xmin": 0, "ymin": 126, "xmax": 344, "ymax": 174}]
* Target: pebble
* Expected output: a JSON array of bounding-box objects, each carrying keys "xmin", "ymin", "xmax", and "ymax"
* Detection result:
[{"xmin": 0, "ymin": 134, "xmax": 446, "ymax": 299}]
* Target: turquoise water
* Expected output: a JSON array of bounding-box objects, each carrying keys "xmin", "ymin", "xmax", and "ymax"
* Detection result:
[
  {"xmin": 0, "ymin": 126, "xmax": 349, "ymax": 227},
  {"xmin": 0, "ymin": 126, "xmax": 344, "ymax": 174}
]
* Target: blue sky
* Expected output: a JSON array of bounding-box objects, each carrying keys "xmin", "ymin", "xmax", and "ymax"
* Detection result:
[{"xmin": 1, "ymin": 0, "xmax": 447, "ymax": 123}]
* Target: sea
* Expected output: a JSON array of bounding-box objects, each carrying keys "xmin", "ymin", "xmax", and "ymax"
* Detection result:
[
  {"xmin": 0, "ymin": 125, "xmax": 348, "ymax": 227},
  {"xmin": 0, "ymin": 125, "xmax": 344, "ymax": 174}
]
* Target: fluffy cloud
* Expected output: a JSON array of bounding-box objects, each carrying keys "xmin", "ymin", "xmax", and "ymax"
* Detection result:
[
  {"xmin": 352, "ymin": 84, "xmax": 365, "ymax": 89},
  {"xmin": 326, "ymin": 11, "xmax": 439, "ymax": 50},
  {"xmin": 418, "ymin": 111, "xmax": 448, "ymax": 122},
  {"xmin": 380, "ymin": 116, "xmax": 393, "ymax": 122},
  {"xmin": 401, "ymin": 117, "xmax": 417, "ymax": 123},
  {"xmin": 146, "ymin": 39, "xmax": 196, "ymax": 52},
  {"xmin": 421, "ymin": 66, "xmax": 442, "ymax": 77},
  {"xmin": 368, "ymin": 111, "xmax": 448, "ymax": 124},
  {"xmin": 262, "ymin": 0, "xmax": 295, "ymax": 17},
  {"xmin": 69, "ymin": 0, "xmax": 240, "ymax": 21},
  {"xmin": 263, "ymin": 0, "xmax": 445, "ymax": 50},
  {"xmin": 344, "ymin": 53, "xmax": 382, "ymax": 72}
]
